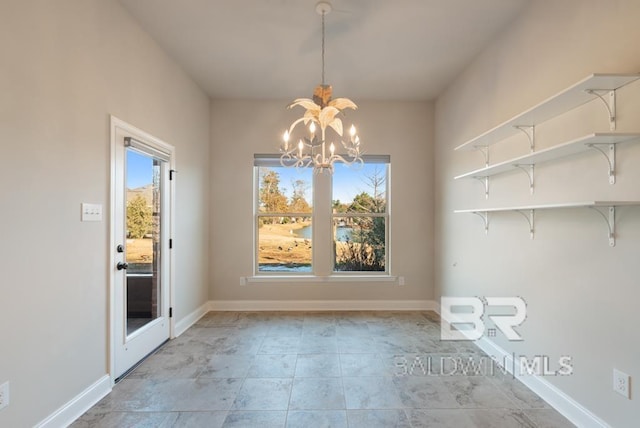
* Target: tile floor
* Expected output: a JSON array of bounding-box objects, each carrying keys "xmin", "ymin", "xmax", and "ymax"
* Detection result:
[{"xmin": 72, "ymin": 311, "xmax": 575, "ymax": 427}]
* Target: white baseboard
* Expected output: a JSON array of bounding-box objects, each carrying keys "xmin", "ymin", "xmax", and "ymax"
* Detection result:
[
  {"xmin": 35, "ymin": 375, "xmax": 111, "ymax": 428},
  {"xmin": 474, "ymin": 336, "xmax": 609, "ymax": 428},
  {"xmin": 436, "ymin": 307, "xmax": 610, "ymax": 428},
  {"xmin": 42, "ymin": 299, "xmax": 437, "ymax": 427},
  {"xmin": 36, "ymin": 301, "xmax": 208, "ymax": 428},
  {"xmin": 207, "ymin": 299, "xmax": 439, "ymax": 312},
  {"xmin": 175, "ymin": 301, "xmax": 210, "ymax": 336},
  {"xmin": 36, "ymin": 300, "xmax": 605, "ymax": 428}
]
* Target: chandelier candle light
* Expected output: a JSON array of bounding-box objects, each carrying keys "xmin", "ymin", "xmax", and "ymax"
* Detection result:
[{"xmin": 280, "ymin": 1, "xmax": 363, "ymax": 174}]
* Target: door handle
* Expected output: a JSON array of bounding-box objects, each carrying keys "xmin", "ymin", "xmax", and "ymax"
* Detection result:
[{"xmin": 117, "ymin": 262, "xmax": 129, "ymax": 271}]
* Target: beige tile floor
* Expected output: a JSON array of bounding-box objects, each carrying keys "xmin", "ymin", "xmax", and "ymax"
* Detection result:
[{"xmin": 72, "ymin": 311, "xmax": 575, "ymax": 427}]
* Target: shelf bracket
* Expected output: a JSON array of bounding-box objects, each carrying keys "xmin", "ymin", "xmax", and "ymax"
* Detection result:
[
  {"xmin": 473, "ymin": 176, "xmax": 490, "ymax": 199},
  {"xmin": 587, "ymin": 206, "xmax": 616, "ymax": 247},
  {"xmin": 586, "ymin": 143, "xmax": 616, "ymax": 184},
  {"xmin": 471, "ymin": 211, "xmax": 489, "ymax": 235},
  {"xmin": 513, "ymin": 164, "xmax": 535, "ymax": 194},
  {"xmin": 514, "ymin": 125, "xmax": 535, "ymax": 152},
  {"xmin": 515, "ymin": 209, "xmax": 535, "ymax": 239},
  {"xmin": 473, "ymin": 145, "xmax": 490, "ymax": 167},
  {"xmin": 585, "ymin": 89, "xmax": 616, "ymax": 130}
]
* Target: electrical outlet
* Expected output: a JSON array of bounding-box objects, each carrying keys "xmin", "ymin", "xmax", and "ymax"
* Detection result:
[
  {"xmin": 613, "ymin": 369, "xmax": 630, "ymax": 399},
  {"xmin": 0, "ymin": 381, "xmax": 9, "ymax": 411},
  {"xmin": 398, "ymin": 276, "xmax": 405, "ymax": 286}
]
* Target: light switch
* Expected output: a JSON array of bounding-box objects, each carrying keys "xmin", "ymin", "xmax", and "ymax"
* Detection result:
[{"xmin": 81, "ymin": 203, "xmax": 103, "ymax": 222}]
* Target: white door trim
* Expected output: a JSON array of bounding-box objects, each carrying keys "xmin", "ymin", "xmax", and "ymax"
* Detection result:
[{"xmin": 109, "ymin": 116, "xmax": 176, "ymax": 384}]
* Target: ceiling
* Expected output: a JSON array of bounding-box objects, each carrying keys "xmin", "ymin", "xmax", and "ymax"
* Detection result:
[{"xmin": 118, "ymin": 0, "xmax": 529, "ymax": 101}]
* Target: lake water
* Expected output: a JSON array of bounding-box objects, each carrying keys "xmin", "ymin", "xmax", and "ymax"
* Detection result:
[{"xmin": 295, "ymin": 225, "xmax": 353, "ymax": 241}]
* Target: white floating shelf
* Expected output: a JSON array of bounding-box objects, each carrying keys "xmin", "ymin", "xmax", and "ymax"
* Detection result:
[
  {"xmin": 455, "ymin": 73, "xmax": 640, "ymax": 152},
  {"xmin": 454, "ymin": 201, "xmax": 640, "ymax": 214},
  {"xmin": 454, "ymin": 133, "xmax": 640, "ymax": 191},
  {"xmin": 455, "ymin": 201, "xmax": 640, "ymax": 246}
]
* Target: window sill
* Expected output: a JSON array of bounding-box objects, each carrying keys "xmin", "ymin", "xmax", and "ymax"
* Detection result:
[{"xmin": 244, "ymin": 275, "xmax": 399, "ymax": 284}]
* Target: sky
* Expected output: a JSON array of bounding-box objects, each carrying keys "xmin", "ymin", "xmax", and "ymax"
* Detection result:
[
  {"xmin": 273, "ymin": 163, "xmax": 386, "ymax": 204},
  {"xmin": 126, "ymin": 149, "xmax": 153, "ymax": 189},
  {"xmin": 127, "ymin": 147, "xmax": 387, "ymax": 203}
]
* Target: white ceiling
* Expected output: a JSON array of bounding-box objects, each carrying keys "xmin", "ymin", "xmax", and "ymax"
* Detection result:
[{"xmin": 119, "ymin": 0, "xmax": 529, "ymax": 101}]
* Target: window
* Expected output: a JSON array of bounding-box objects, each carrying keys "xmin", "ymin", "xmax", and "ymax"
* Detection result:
[
  {"xmin": 332, "ymin": 161, "xmax": 388, "ymax": 272},
  {"xmin": 254, "ymin": 155, "xmax": 390, "ymax": 276},
  {"xmin": 255, "ymin": 160, "xmax": 313, "ymax": 273}
]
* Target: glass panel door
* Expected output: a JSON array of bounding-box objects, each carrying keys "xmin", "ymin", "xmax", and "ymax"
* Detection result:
[
  {"xmin": 112, "ymin": 117, "xmax": 173, "ymax": 380},
  {"xmin": 125, "ymin": 148, "xmax": 163, "ymax": 336}
]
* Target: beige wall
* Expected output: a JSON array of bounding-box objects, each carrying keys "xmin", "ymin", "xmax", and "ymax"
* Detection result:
[
  {"xmin": 210, "ymin": 100, "xmax": 434, "ymax": 302},
  {"xmin": 0, "ymin": 1, "xmax": 210, "ymax": 426},
  {"xmin": 435, "ymin": 0, "xmax": 640, "ymax": 426}
]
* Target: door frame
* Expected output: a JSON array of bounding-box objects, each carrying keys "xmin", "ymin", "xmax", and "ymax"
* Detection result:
[{"xmin": 109, "ymin": 115, "xmax": 176, "ymax": 384}]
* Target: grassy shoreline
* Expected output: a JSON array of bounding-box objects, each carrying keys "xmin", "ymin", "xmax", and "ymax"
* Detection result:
[{"xmin": 258, "ymin": 221, "xmax": 312, "ymax": 265}]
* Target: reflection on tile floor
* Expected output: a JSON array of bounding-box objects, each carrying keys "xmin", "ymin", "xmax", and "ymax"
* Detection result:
[{"xmin": 72, "ymin": 311, "xmax": 575, "ymax": 427}]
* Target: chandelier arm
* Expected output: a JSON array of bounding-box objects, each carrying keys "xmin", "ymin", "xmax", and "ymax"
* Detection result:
[
  {"xmin": 329, "ymin": 153, "xmax": 364, "ymax": 168},
  {"xmin": 280, "ymin": 148, "xmax": 312, "ymax": 168},
  {"xmin": 321, "ymin": 128, "xmax": 326, "ymax": 162},
  {"xmin": 308, "ymin": 137, "xmax": 321, "ymax": 147},
  {"xmin": 288, "ymin": 117, "xmax": 311, "ymax": 135}
]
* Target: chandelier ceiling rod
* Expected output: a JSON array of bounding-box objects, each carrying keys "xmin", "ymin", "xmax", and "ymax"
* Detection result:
[{"xmin": 321, "ymin": 6, "xmax": 325, "ymax": 87}]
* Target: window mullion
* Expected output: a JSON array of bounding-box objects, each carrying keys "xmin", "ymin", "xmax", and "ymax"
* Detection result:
[
  {"xmin": 258, "ymin": 213, "xmax": 310, "ymax": 217},
  {"xmin": 334, "ymin": 213, "xmax": 388, "ymax": 218},
  {"xmin": 313, "ymin": 172, "xmax": 332, "ymax": 275}
]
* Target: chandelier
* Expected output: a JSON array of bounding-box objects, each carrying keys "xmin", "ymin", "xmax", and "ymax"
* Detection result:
[{"xmin": 279, "ymin": 1, "xmax": 363, "ymax": 174}]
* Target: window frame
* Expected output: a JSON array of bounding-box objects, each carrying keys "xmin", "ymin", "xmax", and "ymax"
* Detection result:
[
  {"xmin": 331, "ymin": 160, "xmax": 390, "ymax": 275},
  {"xmin": 254, "ymin": 157, "xmax": 314, "ymax": 275},
  {"xmin": 253, "ymin": 154, "xmax": 391, "ymax": 277}
]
